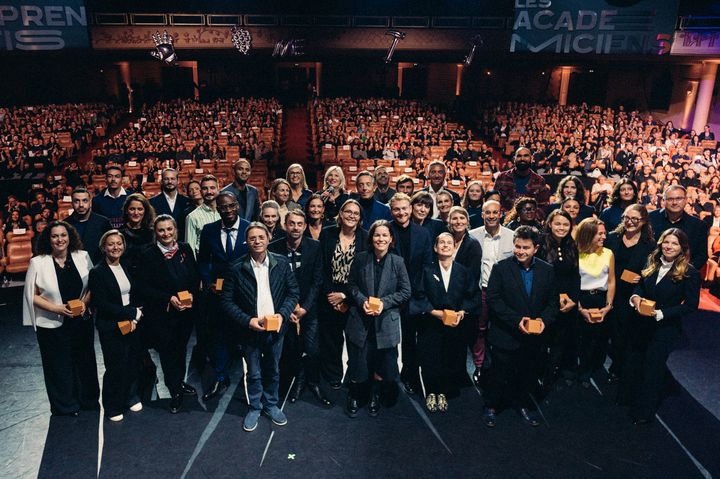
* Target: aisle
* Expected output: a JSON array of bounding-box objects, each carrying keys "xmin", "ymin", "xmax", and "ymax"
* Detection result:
[{"xmin": 279, "ymin": 106, "xmax": 312, "ymax": 177}]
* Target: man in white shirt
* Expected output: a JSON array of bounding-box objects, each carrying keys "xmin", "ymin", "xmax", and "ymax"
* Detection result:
[
  {"xmin": 220, "ymin": 223, "xmax": 299, "ymax": 432},
  {"xmin": 185, "ymin": 175, "xmax": 220, "ymax": 255},
  {"xmin": 468, "ymin": 200, "xmax": 514, "ymax": 385},
  {"xmin": 150, "ymin": 168, "xmax": 191, "ymax": 241}
]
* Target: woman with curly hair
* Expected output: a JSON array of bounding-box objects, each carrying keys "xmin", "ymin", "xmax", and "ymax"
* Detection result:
[{"xmin": 504, "ymin": 197, "xmax": 543, "ymax": 231}]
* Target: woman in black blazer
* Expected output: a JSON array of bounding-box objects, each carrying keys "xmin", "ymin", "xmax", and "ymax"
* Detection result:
[
  {"xmin": 89, "ymin": 229, "xmax": 144, "ymax": 422},
  {"xmin": 410, "ymin": 191, "xmax": 444, "ymax": 241},
  {"xmin": 318, "ymin": 199, "xmax": 368, "ymax": 389},
  {"xmin": 137, "ymin": 214, "xmax": 201, "ymax": 414},
  {"xmin": 345, "ymin": 220, "xmax": 411, "ymax": 418},
  {"xmin": 411, "ymin": 232, "xmax": 479, "ymax": 413},
  {"xmin": 625, "ymin": 228, "xmax": 700, "ymax": 425},
  {"xmin": 604, "ymin": 204, "xmax": 655, "ymax": 383}
]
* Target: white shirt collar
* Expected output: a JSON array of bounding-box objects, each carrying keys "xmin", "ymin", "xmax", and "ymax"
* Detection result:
[{"xmin": 104, "ymin": 187, "xmax": 127, "ymax": 198}]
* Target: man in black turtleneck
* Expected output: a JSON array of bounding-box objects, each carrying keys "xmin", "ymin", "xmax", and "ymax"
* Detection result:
[{"xmin": 352, "ymin": 170, "xmax": 392, "ymax": 230}]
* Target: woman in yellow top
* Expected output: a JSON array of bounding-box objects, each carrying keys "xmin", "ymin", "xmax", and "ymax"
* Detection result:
[{"xmin": 575, "ymin": 218, "xmax": 616, "ymax": 389}]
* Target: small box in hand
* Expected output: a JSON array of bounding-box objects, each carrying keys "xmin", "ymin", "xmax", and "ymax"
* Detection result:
[
  {"xmin": 559, "ymin": 293, "xmax": 570, "ymax": 305},
  {"xmin": 367, "ymin": 296, "xmax": 382, "ymax": 313},
  {"xmin": 214, "ymin": 278, "xmax": 224, "ymax": 291},
  {"xmin": 118, "ymin": 321, "xmax": 133, "ymax": 335},
  {"xmin": 442, "ymin": 310, "xmax": 458, "ymax": 326},
  {"xmin": 587, "ymin": 309, "xmax": 604, "ymax": 323},
  {"xmin": 620, "ymin": 269, "xmax": 641, "ymax": 283},
  {"xmin": 638, "ymin": 299, "xmax": 656, "ymax": 316},
  {"xmin": 264, "ymin": 314, "xmax": 281, "ymax": 332},
  {"xmin": 67, "ymin": 299, "xmax": 84, "ymax": 317},
  {"xmin": 337, "ymin": 303, "xmax": 349, "ymax": 313},
  {"xmin": 178, "ymin": 291, "xmax": 192, "ymax": 307},
  {"xmin": 523, "ymin": 317, "xmax": 543, "ymax": 334}
]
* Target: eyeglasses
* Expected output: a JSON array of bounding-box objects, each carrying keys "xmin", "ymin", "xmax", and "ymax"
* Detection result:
[
  {"xmin": 342, "ymin": 210, "xmax": 361, "ymax": 218},
  {"xmin": 622, "ymin": 216, "xmax": 642, "ymax": 224}
]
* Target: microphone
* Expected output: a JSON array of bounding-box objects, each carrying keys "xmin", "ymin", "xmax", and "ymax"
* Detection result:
[{"xmin": 321, "ymin": 186, "xmax": 335, "ymax": 202}]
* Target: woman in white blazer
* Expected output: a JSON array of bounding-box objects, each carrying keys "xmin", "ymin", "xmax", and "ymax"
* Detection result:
[{"xmin": 23, "ymin": 220, "xmax": 99, "ymax": 416}]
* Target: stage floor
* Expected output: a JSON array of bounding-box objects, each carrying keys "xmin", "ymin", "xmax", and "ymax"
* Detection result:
[{"xmin": 1, "ymin": 299, "xmax": 719, "ymax": 479}]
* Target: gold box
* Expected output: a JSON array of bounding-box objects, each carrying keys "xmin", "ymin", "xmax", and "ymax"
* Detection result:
[
  {"xmin": 368, "ymin": 296, "xmax": 382, "ymax": 313},
  {"xmin": 178, "ymin": 290, "xmax": 192, "ymax": 308},
  {"xmin": 264, "ymin": 314, "xmax": 281, "ymax": 332},
  {"xmin": 587, "ymin": 308, "xmax": 604, "ymax": 323},
  {"xmin": 215, "ymin": 278, "xmax": 224, "ymax": 291},
  {"xmin": 620, "ymin": 269, "xmax": 641, "ymax": 283},
  {"xmin": 442, "ymin": 309, "xmax": 458, "ymax": 326},
  {"xmin": 638, "ymin": 299, "xmax": 656, "ymax": 316},
  {"xmin": 524, "ymin": 317, "xmax": 543, "ymax": 334},
  {"xmin": 559, "ymin": 293, "xmax": 570, "ymax": 305},
  {"xmin": 67, "ymin": 299, "xmax": 84, "ymax": 317},
  {"xmin": 118, "ymin": 321, "xmax": 133, "ymax": 335}
]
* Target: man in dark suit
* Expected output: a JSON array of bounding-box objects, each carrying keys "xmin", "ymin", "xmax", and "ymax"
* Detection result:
[
  {"xmin": 66, "ymin": 186, "xmax": 112, "ymax": 264},
  {"xmin": 149, "ymin": 168, "xmax": 191, "ymax": 241},
  {"xmin": 419, "ymin": 160, "xmax": 461, "ymax": 218},
  {"xmin": 484, "ymin": 226, "xmax": 558, "ymax": 428},
  {"xmin": 221, "ymin": 159, "xmax": 260, "ymax": 222},
  {"xmin": 197, "ymin": 192, "xmax": 250, "ymax": 401},
  {"xmin": 269, "ymin": 209, "xmax": 331, "ymax": 406},
  {"xmin": 388, "ymin": 193, "xmax": 433, "ymax": 394},
  {"xmin": 648, "ymin": 185, "xmax": 708, "ymax": 270},
  {"xmin": 220, "ymin": 223, "xmax": 299, "ymax": 432},
  {"xmin": 352, "ymin": 170, "xmax": 392, "ymax": 230}
]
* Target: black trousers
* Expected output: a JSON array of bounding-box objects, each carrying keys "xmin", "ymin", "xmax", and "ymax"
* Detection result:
[
  {"xmin": 143, "ymin": 312, "xmax": 194, "ymax": 396},
  {"xmin": 346, "ymin": 335, "xmax": 399, "ymax": 384},
  {"xmin": 577, "ymin": 291, "xmax": 609, "ymax": 382},
  {"xmin": 484, "ymin": 344, "xmax": 540, "ymax": 411},
  {"xmin": 607, "ymin": 302, "xmax": 632, "ymax": 377},
  {"xmin": 542, "ymin": 309, "xmax": 579, "ymax": 381},
  {"xmin": 36, "ymin": 318, "xmax": 100, "ymax": 415},
  {"xmin": 399, "ymin": 312, "xmax": 419, "ymax": 385},
  {"xmin": 319, "ymin": 302, "xmax": 348, "ymax": 384},
  {"xmin": 280, "ymin": 315, "xmax": 321, "ymax": 385},
  {"xmin": 98, "ymin": 327, "xmax": 143, "ymax": 416},
  {"xmin": 417, "ymin": 317, "xmax": 464, "ymax": 397},
  {"xmin": 620, "ymin": 320, "xmax": 679, "ymax": 421}
]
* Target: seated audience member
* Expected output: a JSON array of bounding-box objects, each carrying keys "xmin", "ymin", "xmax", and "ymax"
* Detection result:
[{"xmin": 504, "ymin": 197, "xmax": 543, "ymax": 231}]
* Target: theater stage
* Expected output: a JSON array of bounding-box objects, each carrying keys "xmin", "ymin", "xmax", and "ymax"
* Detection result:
[{"xmin": 1, "ymin": 297, "xmax": 718, "ymax": 478}]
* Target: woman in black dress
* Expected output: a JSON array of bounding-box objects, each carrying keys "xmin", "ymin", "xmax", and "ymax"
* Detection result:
[
  {"xmin": 137, "ymin": 214, "xmax": 200, "ymax": 413},
  {"xmin": 410, "ymin": 191, "xmax": 444, "ymax": 240},
  {"xmin": 604, "ymin": 204, "xmax": 655, "ymax": 384},
  {"xmin": 120, "ymin": 193, "xmax": 156, "ymax": 275},
  {"xmin": 89, "ymin": 229, "xmax": 145, "ymax": 421},
  {"xmin": 625, "ymin": 228, "xmax": 700, "ymax": 425}
]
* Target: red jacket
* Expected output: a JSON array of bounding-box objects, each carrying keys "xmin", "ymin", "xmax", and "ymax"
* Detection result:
[{"xmin": 493, "ymin": 168, "xmax": 550, "ymax": 213}]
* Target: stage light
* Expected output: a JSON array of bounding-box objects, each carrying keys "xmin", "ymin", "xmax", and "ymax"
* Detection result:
[
  {"xmin": 384, "ymin": 30, "xmax": 406, "ymax": 64},
  {"xmin": 463, "ymin": 35, "xmax": 483, "ymax": 67},
  {"xmin": 231, "ymin": 26, "xmax": 252, "ymax": 55},
  {"xmin": 273, "ymin": 38, "xmax": 305, "ymax": 58},
  {"xmin": 150, "ymin": 30, "xmax": 177, "ymax": 65}
]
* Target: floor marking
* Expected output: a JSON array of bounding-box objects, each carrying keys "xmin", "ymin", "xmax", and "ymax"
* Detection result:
[
  {"xmin": 259, "ymin": 376, "xmax": 294, "ymax": 468},
  {"xmin": 655, "ymin": 414, "xmax": 712, "ymax": 479},
  {"xmin": 529, "ymin": 393, "xmax": 550, "ymax": 428},
  {"xmin": 404, "ymin": 391, "xmax": 453, "ymax": 455}
]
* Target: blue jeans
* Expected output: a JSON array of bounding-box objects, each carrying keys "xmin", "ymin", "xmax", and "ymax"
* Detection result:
[{"xmin": 244, "ymin": 334, "xmax": 284, "ymax": 411}]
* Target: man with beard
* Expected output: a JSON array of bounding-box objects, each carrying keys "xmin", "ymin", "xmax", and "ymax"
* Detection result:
[
  {"xmin": 222, "ymin": 159, "xmax": 260, "ymax": 222},
  {"xmin": 419, "ymin": 161, "xmax": 461, "ymax": 219},
  {"xmin": 269, "ymin": 209, "xmax": 331, "ymax": 406},
  {"xmin": 186, "ymin": 175, "xmax": 221, "ymax": 256},
  {"xmin": 66, "ymin": 187, "xmax": 112, "ymax": 264},
  {"xmin": 92, "ymin": 165, "xmax": 128, "ymax": 229},
  {"xmin": 150, "ymin": 168, "xmax": 191, "ymax": 241},
  {"xmin": 373, "ymin": 167, "xmax": 396, "ymax": 204},
  {"xmin": 198, "ymin": 192, "xmax": 250, "ymax": 401},
  {"xmin": 494, "ymin": 147, "xmax": 550, "ymax": 214}
]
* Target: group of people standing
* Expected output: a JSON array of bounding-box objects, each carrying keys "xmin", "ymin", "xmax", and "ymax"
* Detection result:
[{"xmin": 22, "ymin": 156, "xmax": 701, "ymax": 432}]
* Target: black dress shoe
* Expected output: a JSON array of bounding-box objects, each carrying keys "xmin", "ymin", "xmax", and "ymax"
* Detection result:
[
  {"xmin": 482, "ymin": 407, "xmax": 497, "ymax": 428},
  {"xmin": 518, "ymin": 408, "xmax": 540, "ymax": 427},
  {"xmin": 308, "ymin": 384, "xmax": 333, "ymax": 406},
  {"xmin": 181, "ymin": 382, "xmax": 197, "ymax": 396},
  {"xmin": 289, "ymin": 380, "xmax": 305, "ymax": 403},
  {"xmin": 169, "ymin": 393, "xmax": 183, "ymax": 414},
  {"xmin": 202, "ymin": 378, "xmax": 229, "ymax": 402},
  {"xmin": 346, "ymin": 395, "xmax": 359, "ymax": 418},
  {"xmin": 402, "ymin": 381, "xmax": 416, "ymax": 395},
  {"xmin": 368, "ymin": 392, "xmax": 381, "ymax": 417},
  {"xmin": 329, "ymin": 381, "xmax": 342, "ymax": 390}
]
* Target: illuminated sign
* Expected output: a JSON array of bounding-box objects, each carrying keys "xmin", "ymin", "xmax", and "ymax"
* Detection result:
[{"xmin": 0, "ymin": 0, "xmax": 88, "ymax": 50}]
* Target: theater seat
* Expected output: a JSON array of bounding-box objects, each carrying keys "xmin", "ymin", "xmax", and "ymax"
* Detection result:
[
  {"xmin": 6, "ymin": 230, "xmax": 34, "ymax": 243},
  {"xmin": 3, "ymin": 241, "xmax": 33, "ymax": 274}
]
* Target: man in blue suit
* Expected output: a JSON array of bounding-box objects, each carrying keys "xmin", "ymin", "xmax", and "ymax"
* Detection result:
[
  {"xmin": 149, "ymin": 168, "xmax": 191, "ymax": 241},
  {"xmin": 388, "ymin": 193, "xmax": 433, "ymax": 395},
  {"xmin": 197, "ymin": 192, "xmax": 250, "ymax": 401},
  {"xmin": 352, "ymin": 170, "xmax": 392, "ymax": 231}
]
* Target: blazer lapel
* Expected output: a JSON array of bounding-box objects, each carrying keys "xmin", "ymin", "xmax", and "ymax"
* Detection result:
[
  {"xmin": 364, "ymin": 254, "xmax": 375, "ymax": 297},
  {"xmin": 377, "ymin": 255, "xmax": 394, "ymax": 297}
]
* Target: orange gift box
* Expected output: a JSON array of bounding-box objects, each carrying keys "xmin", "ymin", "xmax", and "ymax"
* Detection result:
[
  {"xmin": 524, "ymin": 317, "xmax": 543, "ymax": 334},
  {"xmin": 118, "ymin": 321, "xmax": 133, "ymax": 335},
  {"xmin": 620, "ymin": 269, "xmax": 641, "ymax": 283},
  {"xmin": 442, "ymin": 310, "xmax": 458, "ymax": 326},
  {"xmin": 638, "ymin": 299, "xmax": 656, "ymax": 316},
  {"xmin": 178, "ymin": 290, "xmax": 192, "ymax": 307},
  {"xmin": 215, "ymin": 278, "xmax": 224, "ymax": 291},
  {"xmin": 587, "ymin": 309, "xmax": 604, "ymax": 323},
  {"xmin": 264, "ymin": 314, "xmax": 281, "ymax": 332},
  {"xmin": 67, "ymin": 299, "xmax": 84, "ymax": 317},
  {"xmin": 368, "ymin": 296, "xmax": 382, "ymax": 313},
  {"xmin": 559, "ymin": 293, "xmax": 570, "ymax": 304}
]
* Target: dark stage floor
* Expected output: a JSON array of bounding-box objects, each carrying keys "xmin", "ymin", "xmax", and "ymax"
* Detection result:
[{"xmin": 1, "ymin": 296, "xmax": 719, "ymax": 479}]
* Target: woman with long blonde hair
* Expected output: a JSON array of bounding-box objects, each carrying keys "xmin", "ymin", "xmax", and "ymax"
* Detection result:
[{"xmin": 623, "ymin": 228, "xmax": 700, "ymax": 425}]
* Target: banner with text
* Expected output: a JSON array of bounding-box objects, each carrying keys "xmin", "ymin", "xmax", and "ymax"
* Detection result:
[
  {"xmin": 510, "ymin": 0, "xmax": 679, "ymax": 55},
  {"xmin": 0, "ymin": 0, "xmax": 88, "ymax": 51}
]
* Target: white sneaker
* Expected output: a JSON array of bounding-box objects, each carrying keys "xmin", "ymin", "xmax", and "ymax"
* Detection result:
[
  {"xmin": 129, "ymin": 402, "xmax": 143, "ymax": 412},
  {"xmin": 108, "ymin": 414, "xmax": 124, "ymax": 422}
]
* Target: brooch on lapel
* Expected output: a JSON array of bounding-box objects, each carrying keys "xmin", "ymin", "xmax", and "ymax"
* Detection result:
[{"xmin": 433, "ymin": 274, "xmax": 440, "ymax": 282}]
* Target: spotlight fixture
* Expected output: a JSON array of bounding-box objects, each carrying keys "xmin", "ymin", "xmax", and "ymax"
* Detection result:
[
  {"xmin": 384, "ymin": 30, "xmax": 406, "ymax": 64},
  {"xmin": 273, "ymin": 38, "xmax": 305, "ymax": 58},
  {"xmin": 231, "ymin": 26, "xmax": 252, "ymax": 55},
  {"xmin": 150, "ymin": 30, "xmax": 177, "ymax": 65},
  {"xmin": 463, "ymin": 35, "xmax": 483, "ymax": 67}
]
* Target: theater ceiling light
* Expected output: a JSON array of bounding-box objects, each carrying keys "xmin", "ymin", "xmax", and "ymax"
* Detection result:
[
  {"xmin": 384, "ymin": 30, "xmax": 406, "ymax": 64},
  {"xmin": 150, "ymin": 30, "xmax": 177, "ymax": 65},
  {"xmin": 231, "ymin": 26, "xmax": 252, "ymax": 55},
  {"xmin": 463, "ymin": 34, "xmax": 483, "ymax": 67}
]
